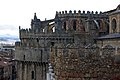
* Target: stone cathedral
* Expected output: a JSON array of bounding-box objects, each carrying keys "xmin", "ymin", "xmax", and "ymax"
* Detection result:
[{"xmin": 15, "ymin": 4, "xmax": 120, "ymax": 80}]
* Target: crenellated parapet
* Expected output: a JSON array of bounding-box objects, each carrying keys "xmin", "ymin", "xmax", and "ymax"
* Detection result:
[
  {"xmin": 19, "ymin": 27, "xmax": 47, "ymax": 38},
  {"xmin": 19, "ymin": 28, "xmax": 32, "ymax": 38},
  {"xmin": 20, "ymin": 28, "xmax": 32, "ymax": 33},
  {"xmin": 55, "ymin": 10, "xmax": 107, "ymax": 18}
]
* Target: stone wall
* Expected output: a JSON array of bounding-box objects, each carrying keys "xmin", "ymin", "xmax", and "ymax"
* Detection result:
[
  {"xmin": 16, "ymin": 61, "xmax": 47, "ymax": 80},
  {"xmin": 15, "ymin": 48, "xmax": 48, "ymax": 62},
  {"xmin": 50, "ymin": 44, "xmax": 120, "ymax": 80}
]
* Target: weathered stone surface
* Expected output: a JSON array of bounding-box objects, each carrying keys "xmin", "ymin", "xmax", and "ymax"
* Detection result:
[{"xmin": 50, "ymin": 45, "xmax": 120, "ymax": 80}]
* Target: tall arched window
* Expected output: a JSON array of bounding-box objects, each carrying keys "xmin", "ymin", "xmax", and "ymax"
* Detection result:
[
  {"xmin": 41, "ymin": 50, "xmax": 43, "ymax": 62},
  {"xmin": 63, "ymin": 22, "xmax": 66, "ymax": 31},
  {"xmin": 73, "ymin": 20, "xmax": 76, "ymax": 31},
  {"xmin": 31, "ymin": 71, "xmax": 34, "ymax": 79},
  {"xmin": 23, "ymin": 55, "xmax": 25, "ymax": 60},
  {"xmin": 36, "ymin": 38, "xmax": 39, "ymax": 42},
  {"xmin": 107, "ymin": 25, "xmax": 109, "ymax": 34},
  {"xmin": 112, "ymin": 19, "xmax": 117, "ymax": 33}
]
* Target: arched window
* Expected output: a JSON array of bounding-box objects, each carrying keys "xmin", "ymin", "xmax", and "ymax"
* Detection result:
[
  {"xmin": 41, "ymin": 50, "xmax": 43, "ymax": 62},
  {"xmin": 63, "ymin": 22, "xmax": 66, "ymax": 31},
  {"xmin": 73, "ymin": 20, "xmax": 76, "ymax": 31},
  {"xmin": 112, "ymin": 19, "xmax": 117, "ymax": 33},
  {"xmin": 51, "ymin": 42, "xmax": 54, "ymax": 46},
  {"xmin": 36, "ymin": 38, "xmax": 39, "ymax": 42},
  {"xmin": 106, "ymin": 25, "xmax": 109, "ymax": 34},
  {"xmin": 31, "ymin": 71, "xmax": 34, "ymax": 79},
  {"xmin": 23, "ymin": 55, "xmax": 25, "ymax": 60}
]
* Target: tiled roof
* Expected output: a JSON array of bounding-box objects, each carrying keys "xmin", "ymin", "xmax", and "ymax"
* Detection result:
[
  {"xmin": 110, "ymin": 10, "xmax": 120, "ymax": 15},
  {"xmin": 96, "ymin": 33, "xmax": 120, "ymax": 40}
]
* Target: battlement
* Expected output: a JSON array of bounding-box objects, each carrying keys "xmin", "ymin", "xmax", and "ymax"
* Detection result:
[
  {"xmin": 19, "ymin": 28, "xmax": 34, "ymax": 38},
  {"xmin": 20, "ymin": 28, "xmax": 32, "ymax": 33},
  {"xmin": 56, "ymin": 10, "xmax": 107, "ymax": 18}
]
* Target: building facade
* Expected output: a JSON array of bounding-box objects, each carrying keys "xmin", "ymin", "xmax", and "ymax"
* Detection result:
[{"xmin": 15, "ymin": 4, "xmax": 120, "ymax": 80}]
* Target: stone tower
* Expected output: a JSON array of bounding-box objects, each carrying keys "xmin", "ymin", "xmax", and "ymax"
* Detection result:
[{"xmin": 15, "ymin": 13, "xmax": 49, "ymax": 80}]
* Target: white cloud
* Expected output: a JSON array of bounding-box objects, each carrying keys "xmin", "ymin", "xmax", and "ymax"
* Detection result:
[
  {"xmin": 0, "ymin": 25, "xmax": 18, "ymax": 30},
  {"xmin": 0, "ymin": 25, "xmax": 19, "ymax": 36}
]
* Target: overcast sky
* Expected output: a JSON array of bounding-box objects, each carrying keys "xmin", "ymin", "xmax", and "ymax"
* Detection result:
[{"xmin": 0, "ymin": 0, "xmax": 119, "ymax": 37}]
